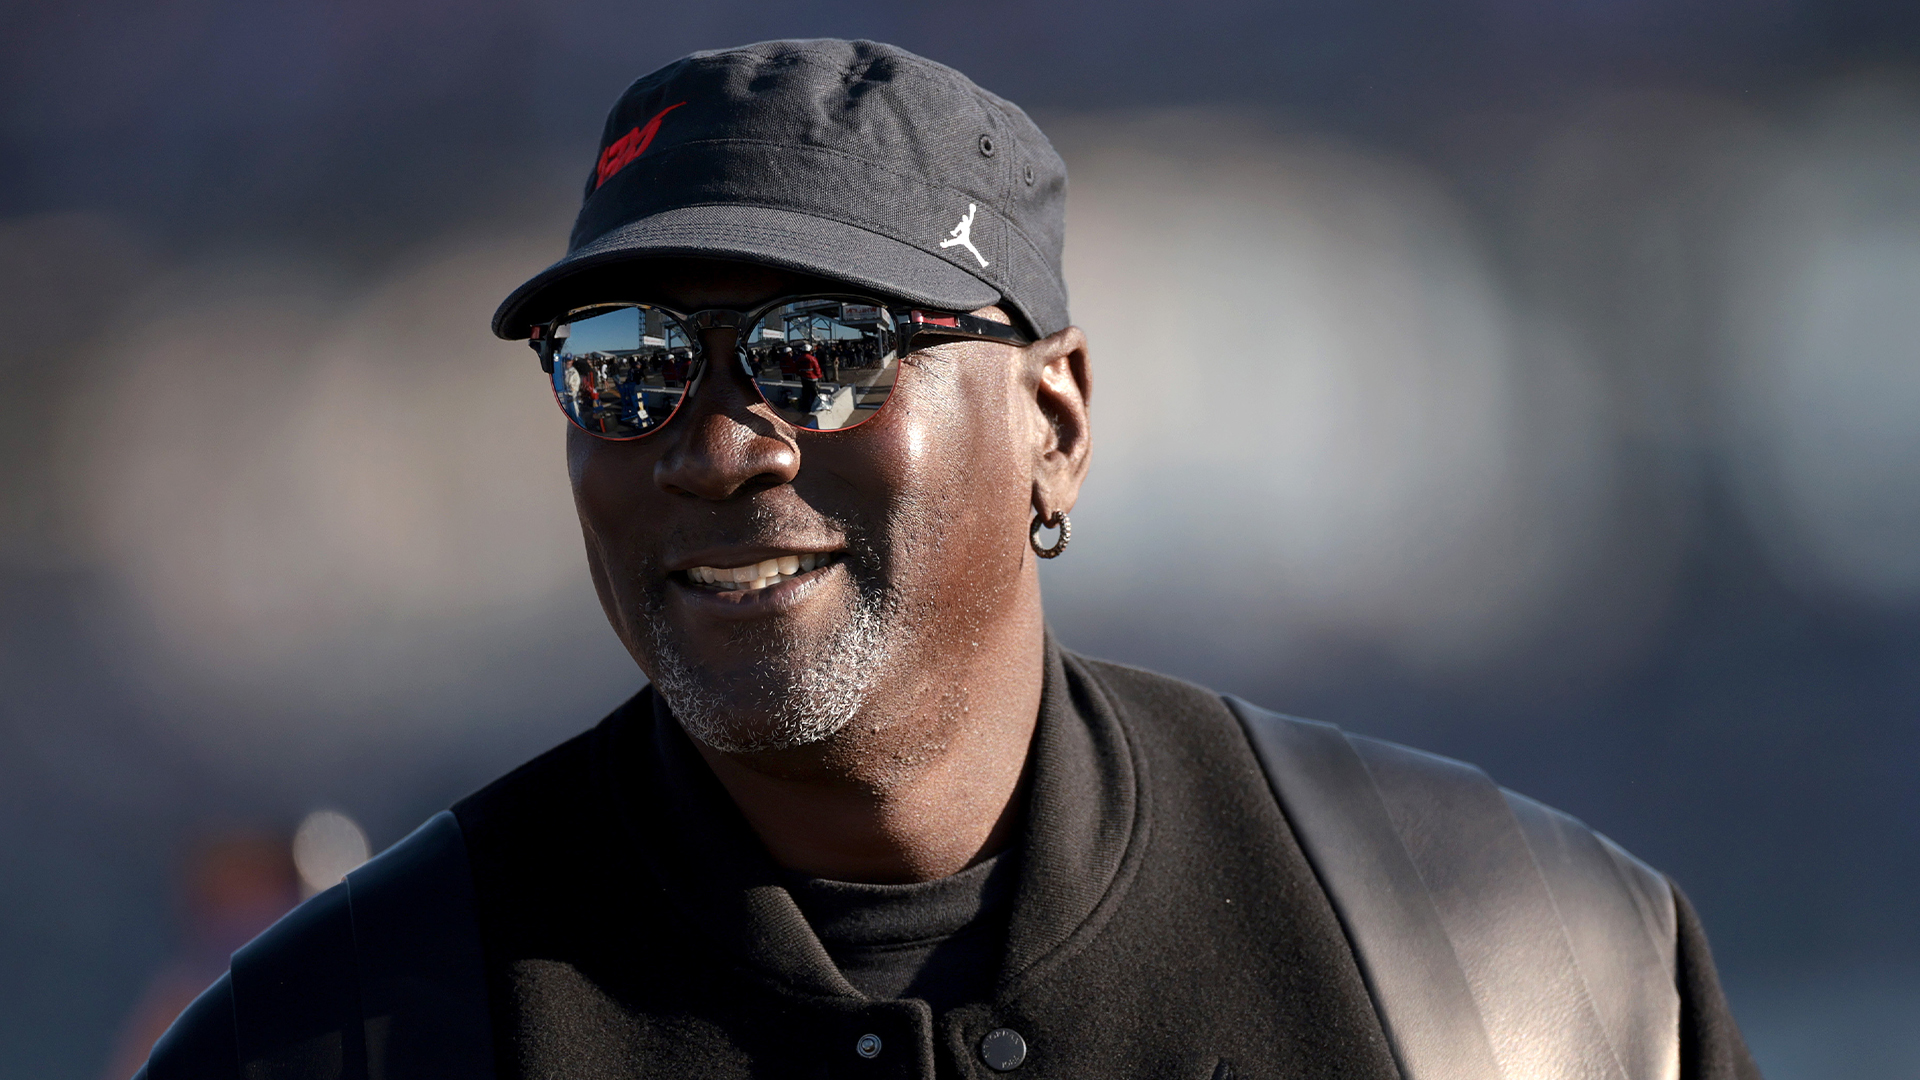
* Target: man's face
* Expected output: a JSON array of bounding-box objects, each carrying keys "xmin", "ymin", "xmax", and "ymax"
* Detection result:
[{"xmin": 565, "ymin": 259, "xmax": 1049, "ymax": 755}]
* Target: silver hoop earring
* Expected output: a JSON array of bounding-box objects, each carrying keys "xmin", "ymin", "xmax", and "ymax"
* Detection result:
[{"xmin": 1030, "ymin": 510, "xmax": 1070, "ymax": 558}]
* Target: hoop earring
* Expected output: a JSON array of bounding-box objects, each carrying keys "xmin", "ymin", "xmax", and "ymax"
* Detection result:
[{"xmin": 1030, "ymin": 510, "xmax": 1070, "ymax": 559}]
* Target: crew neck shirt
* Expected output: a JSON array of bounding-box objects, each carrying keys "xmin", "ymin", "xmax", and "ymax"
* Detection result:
[{"xmin": 782, "ymin": 848, "xmax": 1021, "ymax": 1011}]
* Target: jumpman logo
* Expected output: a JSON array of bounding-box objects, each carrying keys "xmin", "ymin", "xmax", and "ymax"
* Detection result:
[{"xmin": 939, "ymin": 203, "xmax": 989, "ymax": 268}]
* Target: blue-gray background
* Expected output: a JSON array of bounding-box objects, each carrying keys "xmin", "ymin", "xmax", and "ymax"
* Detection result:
[{"xmin": 3, "ymin": 2, "xmax": 1918, "ymax": 1077}]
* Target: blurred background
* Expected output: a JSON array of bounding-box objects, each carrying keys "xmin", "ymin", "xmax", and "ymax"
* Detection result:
[{"xmin": 2, "ymin": 1, "xmax": 1917, "ymax": 1076}]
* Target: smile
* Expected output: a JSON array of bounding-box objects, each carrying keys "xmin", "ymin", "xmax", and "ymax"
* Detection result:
[{"xmin": 683, "ymin": 552, "xmax": 834, "ymax": 593}]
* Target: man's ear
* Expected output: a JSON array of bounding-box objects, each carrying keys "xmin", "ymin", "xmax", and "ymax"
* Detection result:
[{"xmin": 1025, "ymin": 325, "xmax": 1092, "ymax": 519}]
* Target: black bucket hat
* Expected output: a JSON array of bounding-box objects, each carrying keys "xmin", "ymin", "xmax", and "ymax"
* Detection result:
[{"xmin": 491, "ymin": 39, "xmax": 1070, "ymax": 340}]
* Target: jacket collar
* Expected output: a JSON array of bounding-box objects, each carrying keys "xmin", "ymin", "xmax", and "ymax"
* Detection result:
[{"xmin": 601, "ymin": 634, "xmax": 1144, "ymax": 1004}]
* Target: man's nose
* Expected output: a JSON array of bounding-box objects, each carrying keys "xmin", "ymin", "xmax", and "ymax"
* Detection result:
[{"xmin": 652, "ymin": 330, "xmax": 801, "ymax": 499}]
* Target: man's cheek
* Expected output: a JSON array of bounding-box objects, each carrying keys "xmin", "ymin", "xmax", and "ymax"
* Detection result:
[{"xmin": 566, "ymin": 426, "xmax": 599, "ymax": 490}]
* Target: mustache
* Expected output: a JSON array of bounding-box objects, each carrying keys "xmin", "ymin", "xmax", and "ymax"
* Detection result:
[
  {"xmin": 628, "ymin": 503, "xmax": 892, "ymax": 599},
  {"xmin": 628, "ymin": 507, "xmax": 899, "ymax": 662},
  {"xmin": 660, "ymin": 500, "xmax": 851, "ymax": 555}
]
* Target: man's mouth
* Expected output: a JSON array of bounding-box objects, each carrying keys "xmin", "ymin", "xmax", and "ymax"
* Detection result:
[{"xmin": 681, "ymin": 552, "xmax": 835, "ymax": 593}]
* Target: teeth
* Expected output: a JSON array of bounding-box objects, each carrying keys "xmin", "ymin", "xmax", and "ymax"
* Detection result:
[{"xmin": 685, "ymin": 554, "xmax": 832, "ymax": 592}]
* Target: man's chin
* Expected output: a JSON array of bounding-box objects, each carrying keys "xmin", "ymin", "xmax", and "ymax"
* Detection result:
[
  {"xmin": 651, "ymin": 668, "xmax": 864, "ymax": 754},
  {"xmin": 641, "ymin": 607, "xmax": 891, "ymax": 756}
]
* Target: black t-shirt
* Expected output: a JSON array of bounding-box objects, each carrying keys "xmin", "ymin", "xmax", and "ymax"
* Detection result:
[
  {"xmin": 631, "ymin": 684, "xmax": 1025, "ymax": 1013},
  {"xmin": 645, "ymin": 682, "xmax": 1025, "ymax": 1012},
  {"xmin": 783, "ymin": 848, "xmax": 1021, "ymax": 1012}
]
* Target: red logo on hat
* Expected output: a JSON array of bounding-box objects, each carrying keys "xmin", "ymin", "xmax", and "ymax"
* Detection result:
[{"xmin": 595, "ymin": 101, "xmax": 687, "ymax": 190}]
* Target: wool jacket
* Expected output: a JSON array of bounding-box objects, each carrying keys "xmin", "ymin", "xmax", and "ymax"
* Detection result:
[{"xmin": 138, "ymin": 645, "xmax": 1761, "ymax": 1080}]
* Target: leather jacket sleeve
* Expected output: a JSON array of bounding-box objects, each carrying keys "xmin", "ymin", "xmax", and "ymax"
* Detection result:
[{"xmin": 1675, "ymin": 885, "xmax": 1764, "ymax": 1080}]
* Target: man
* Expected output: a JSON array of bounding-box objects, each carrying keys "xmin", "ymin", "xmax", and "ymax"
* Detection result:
[
  {"xmin": 138, "ymin": 39, "xmax": 1762, "ymax": 1080},
  {"xmin": 789, "ymin": 340, "xmax": 825, "ymax": 416}
]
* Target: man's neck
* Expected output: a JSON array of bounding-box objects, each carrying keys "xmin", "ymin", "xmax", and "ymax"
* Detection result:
[{"xmin": 689, "ymin": 615, "xmax": 1045, "ymax": 885}]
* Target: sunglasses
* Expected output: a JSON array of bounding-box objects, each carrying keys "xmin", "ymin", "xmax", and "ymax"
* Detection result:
[{"xmin": 529, "ymin": 295, "xmax": 1034, "ymax": 440}]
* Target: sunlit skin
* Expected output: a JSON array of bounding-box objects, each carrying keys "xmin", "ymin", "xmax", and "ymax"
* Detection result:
[{"xmin": 563, "ymin": 258, "xmax": 1092, "ymax": 884}]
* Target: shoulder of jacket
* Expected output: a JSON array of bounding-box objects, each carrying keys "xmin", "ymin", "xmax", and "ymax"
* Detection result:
[
  {"xmin": 142, "ymin": 972, "xmax": 240, "ymax": 1080},
  {"xmin": 173, "ymin": 811, "xmax": 495, "ymax": 1080},
  {"xmin": 1226, "ymin": 695, "xmax": 1681, "ymax": 1080},
  {"xmin": 1329, "ymin": 723, "xmax": 1679, "ymax": 963}
]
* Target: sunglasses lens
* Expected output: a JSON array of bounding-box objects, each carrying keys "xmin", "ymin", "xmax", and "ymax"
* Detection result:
[
  {"xmin": 548, "ymin": 305, "xmax": 697, "ymax": 438},
  {"xmin": 741, "ymin": 301, "xmax": 900, "ymax": 431}
]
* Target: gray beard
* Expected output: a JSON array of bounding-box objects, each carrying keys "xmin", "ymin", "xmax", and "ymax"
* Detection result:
[{"xmin": 643, "ymin": 575, "xmax": 896, "ymax": 754}]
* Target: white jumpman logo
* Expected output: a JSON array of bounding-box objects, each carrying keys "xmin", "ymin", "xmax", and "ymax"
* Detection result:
[{"xmin": 939, "ymin": 203, "xmax": 989, "ymax": 268}]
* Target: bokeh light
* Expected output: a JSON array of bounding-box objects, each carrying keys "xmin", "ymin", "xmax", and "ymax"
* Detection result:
[{"xmin": 291, "ymin": 810, "xmax": 370, "ymax": 897}]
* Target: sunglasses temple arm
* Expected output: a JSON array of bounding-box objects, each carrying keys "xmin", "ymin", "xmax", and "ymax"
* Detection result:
[
  {"xmin": 900, "ymin": 310, "xmax": 1035, "ymax": 352},
  {"xmin": 528, "ymin": 328, "xmax": 556, "ymax": 374}
]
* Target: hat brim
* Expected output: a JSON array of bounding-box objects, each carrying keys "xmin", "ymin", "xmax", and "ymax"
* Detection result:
[{"xmin": 491, "ymin": 204, "xmax": 1004, "ymax": 339}]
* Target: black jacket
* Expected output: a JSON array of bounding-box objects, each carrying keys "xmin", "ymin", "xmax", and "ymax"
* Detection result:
[{"xmin": 140, "ymin": 646, "xmax": 1760, "ymax": 1080}]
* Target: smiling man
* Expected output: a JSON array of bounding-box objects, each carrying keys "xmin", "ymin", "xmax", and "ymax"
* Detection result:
[
  {"xmin": 559, "ymin": 255, "xmax": 1067, "ymax": 889},
  {"xmin": 137, "ymin": 39, "xmax": 1761, "ymax": 1080}
]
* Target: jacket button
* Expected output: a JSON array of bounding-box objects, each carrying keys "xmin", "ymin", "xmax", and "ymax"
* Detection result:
[
  {"xmin": 855, "ymin": 1033, "xmax": 882, "ymax": 1059},
  {"xmin": 979, "ymin": 1028, "xmax": 1027, "ymax": 1071}
]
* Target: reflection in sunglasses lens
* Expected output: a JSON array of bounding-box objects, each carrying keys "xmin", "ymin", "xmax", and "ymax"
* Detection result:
[
  {"xmin": 741, "ymin": 301, "xmax": 900, "ymax": 431},
  {"xmin": 549, "ymin": 305, "xmax": 698, "ymax": 438},
  {"xmin": 548, "ymin": 299, "xmax": 902, "ymax": 439}
]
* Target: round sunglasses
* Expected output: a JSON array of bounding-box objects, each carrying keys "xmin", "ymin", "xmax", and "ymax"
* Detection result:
[{"xmin": 529, "ymin": 295, "xmax": 1034, "ymax": 440}]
